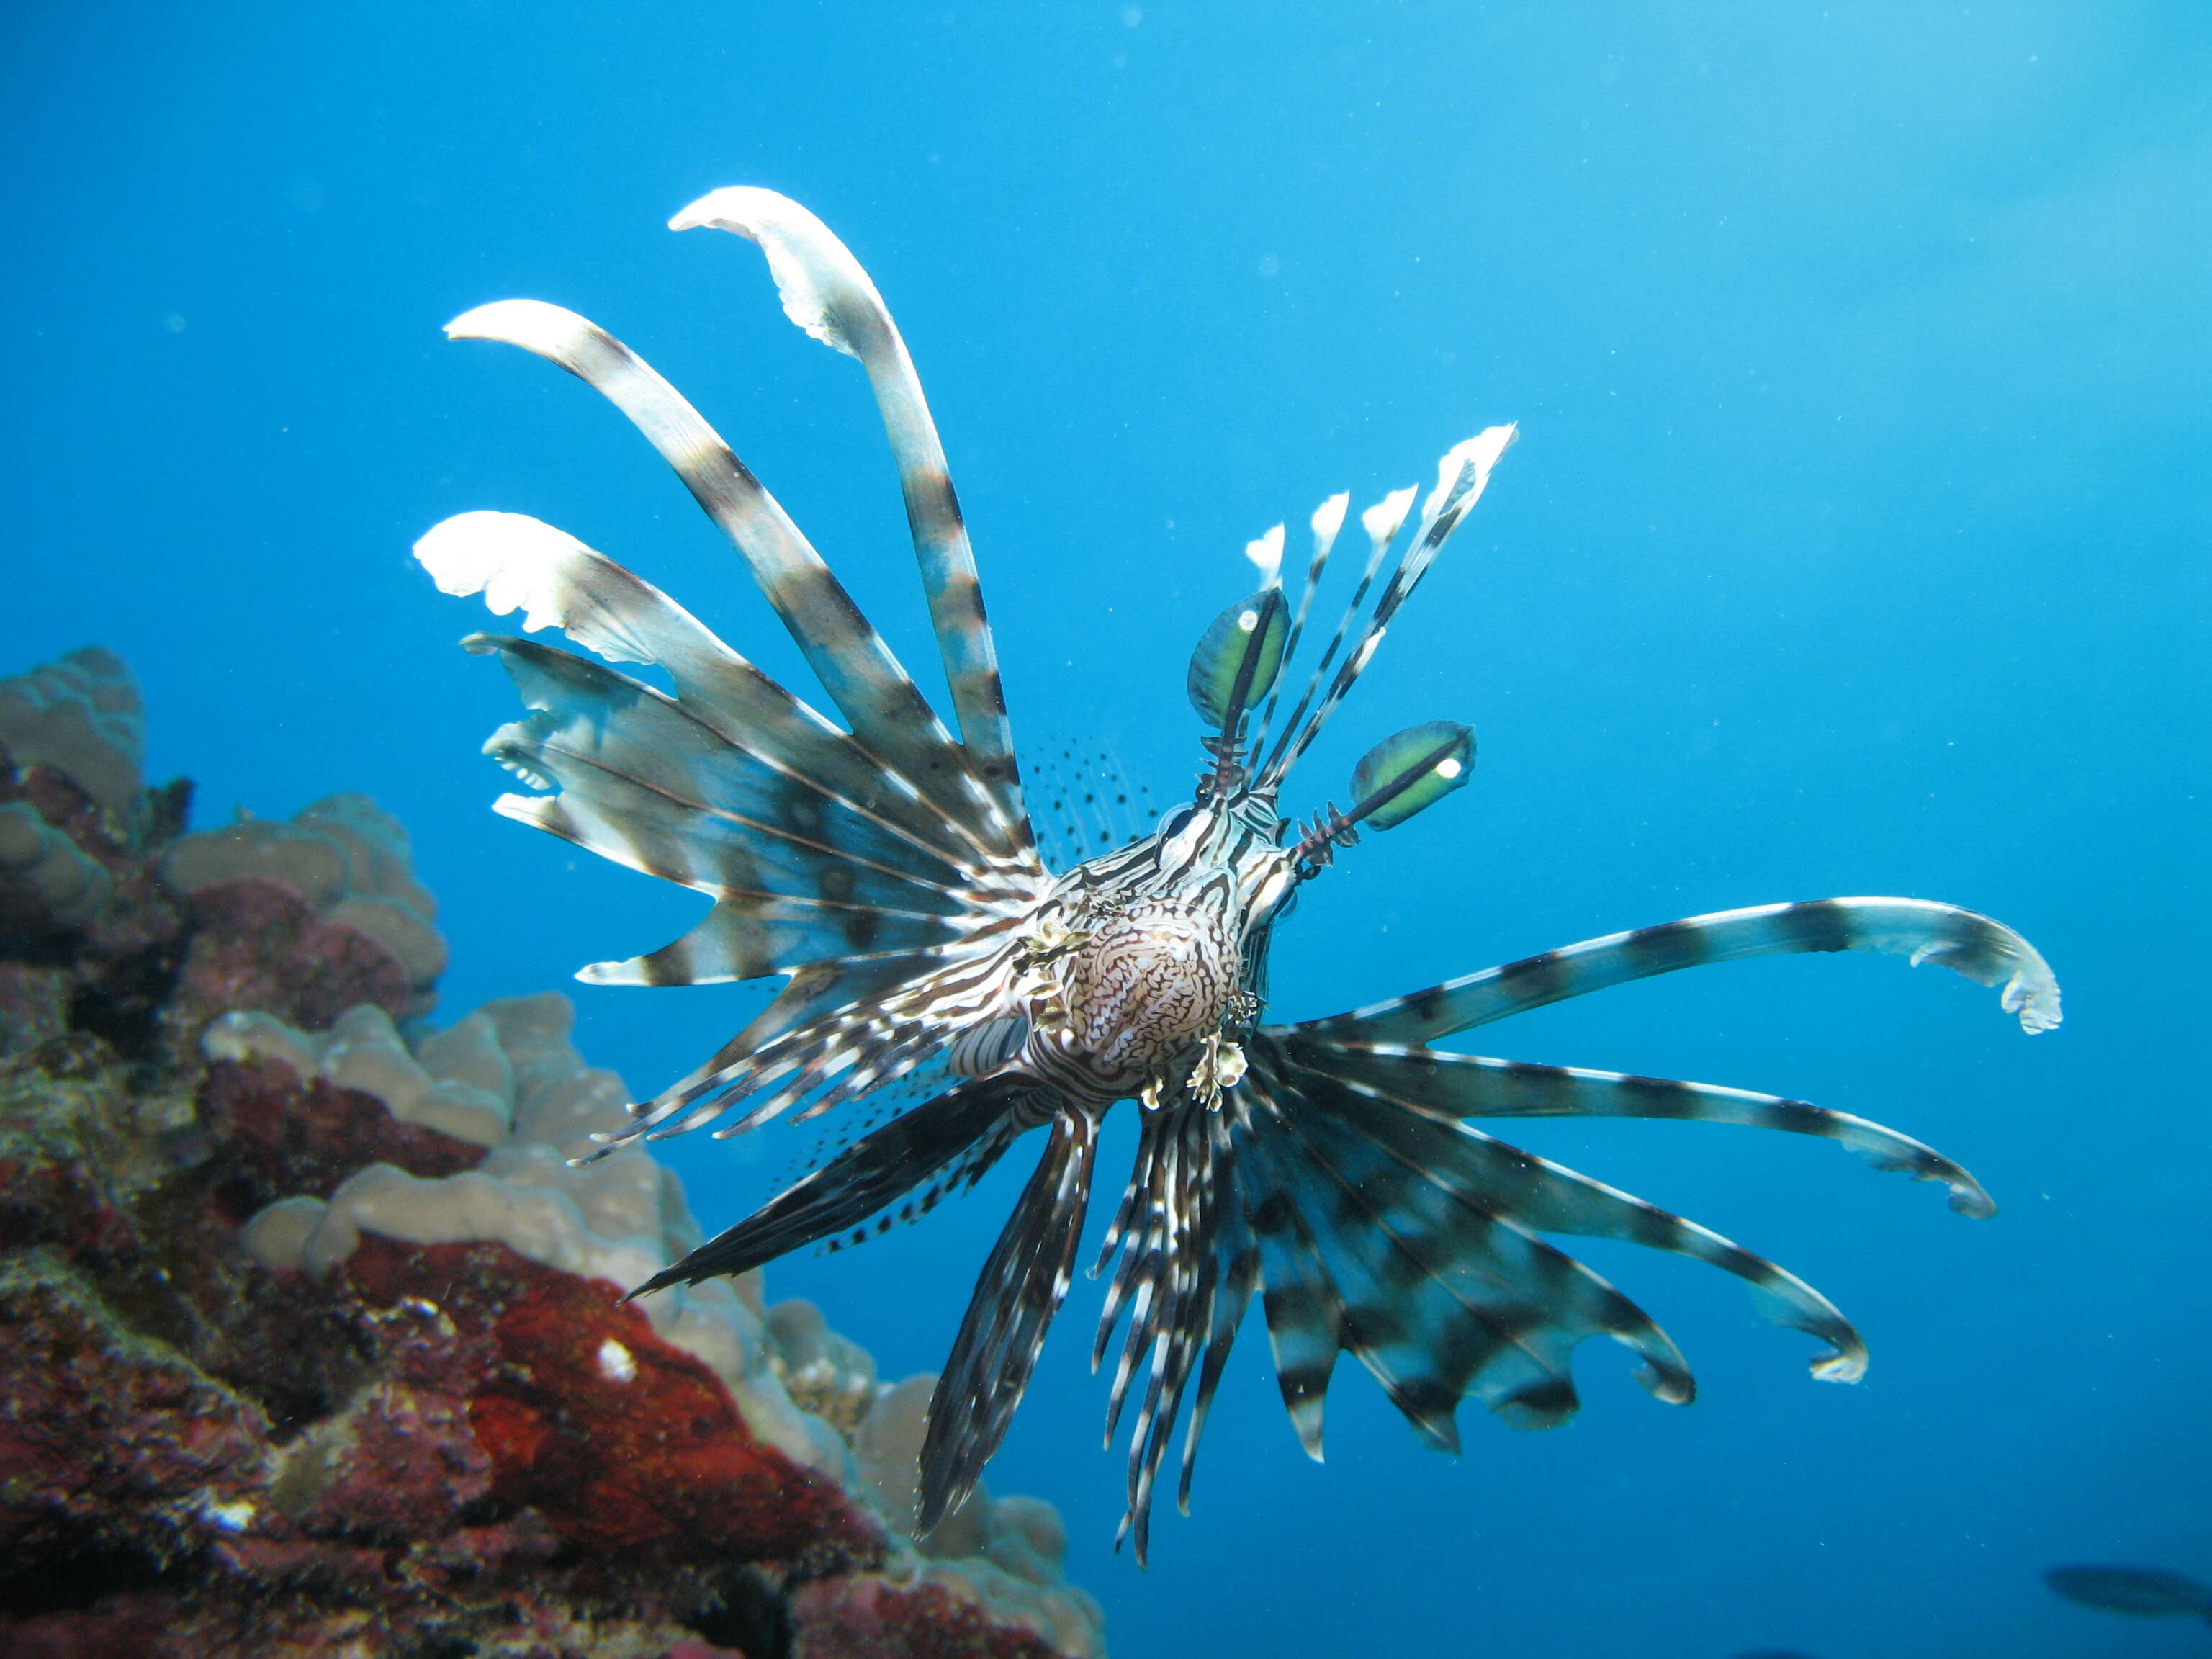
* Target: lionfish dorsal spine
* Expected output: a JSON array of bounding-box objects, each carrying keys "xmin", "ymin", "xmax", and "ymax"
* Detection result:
[
  {"xmin": 1253, "ymin": 491, "xmax": 1350, "ymax": 751},
  {"xmin": 441, "ymin": 297, "xmax": 1013, "ymax": 857},
  {"xmin": 1256, "ymin": 482, "xmax": 1412, "ymax": 784},
  {"xmin": 1267, "ymin": 426, "xmax": 1515, "ymax": 785},
  {"xmin": 670, "ymin": 187, "xmax": 1030, "ymax": 848}
]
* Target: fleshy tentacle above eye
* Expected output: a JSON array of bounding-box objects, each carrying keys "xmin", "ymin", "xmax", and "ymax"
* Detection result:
[
  {"xmin": 1289, "ymin": 896, "xmax": 2062, "ymax": 1047},
  {"xmin": 670, "ymin": 187, "xmax": 1030, "ymax": 849}
]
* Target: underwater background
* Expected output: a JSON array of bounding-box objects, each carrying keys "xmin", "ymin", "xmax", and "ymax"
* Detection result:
[{"xmin": 2, "ymin": 3, "xmax": 2206, "ymax": 1655}]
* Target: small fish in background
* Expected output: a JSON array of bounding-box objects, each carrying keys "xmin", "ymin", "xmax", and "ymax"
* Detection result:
[{"xmin": 2046, "ymin": 1564, "xmax": 2212, "ymax": 1628}]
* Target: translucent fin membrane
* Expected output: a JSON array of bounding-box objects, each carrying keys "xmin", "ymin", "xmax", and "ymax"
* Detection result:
[{"xmin": 1187, "ymin": 588, "xmax": 1290, "ymax": 731}]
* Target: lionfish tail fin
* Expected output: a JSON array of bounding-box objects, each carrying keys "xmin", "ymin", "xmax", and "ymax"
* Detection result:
[{"xmin": 917, "ymin": 1112, "xmax": 1100, "ymax": 1533}]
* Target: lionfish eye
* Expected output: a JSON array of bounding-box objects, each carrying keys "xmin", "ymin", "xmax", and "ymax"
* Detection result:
[
  {"xmin": 1346, "ymin": 721, "xmax": 1475, "ymax": 830},
  {"xmin": 1186, "ymin": 588, "xmax": 1289, "ymax": 730}
]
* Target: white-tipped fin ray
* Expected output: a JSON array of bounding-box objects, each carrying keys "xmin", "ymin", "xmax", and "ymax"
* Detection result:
[
  {"xmin": 670, "ymin": 187, "xmax": 1029, "ymax": 845},
  {"xmin": 441, "ymin": 298, "xmax": 1017, "ymax": 855},
  {"xmin": 1244, "ymin": 523, "xmax": 1286, "ymax": 589}
]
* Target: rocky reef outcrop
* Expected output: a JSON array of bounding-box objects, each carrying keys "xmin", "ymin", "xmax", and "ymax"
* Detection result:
[{"xmin": 0, "ymin": 647, "xmax": 1105, "ymax": 1659}]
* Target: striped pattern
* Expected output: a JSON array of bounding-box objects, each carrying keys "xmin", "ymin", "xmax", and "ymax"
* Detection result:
[
  {"xmin": 420, "ymin": 233, "xmax": 1056, "ymax": 1169},
  {"xmin": 1089, "ymin": 1102, "xmax": 1249, "ymax": 1560},
  {"xmin": 1263, "ymin": 428, "xmax": 1515, "ymax": 787},
  {"xmin": 418, "ymin": 189, "xmax": 2065, "ymax": 1568},
  {"xmin": 444, "ymin": 299, "xmax": 1017, "ymax": 858},
  {"xmin": 1258, "ymin": 483, "xmax": 1411, "ymax": 783},
  {"xmin": 917, "ymin": 1111, "xmax": 1100, "ymax": 1532},
  {"xmin": 1253, "ymin": 491, "xmax": 1349, "ymax": 750},
  {"xmin": 1282, "ymin": 1038, "xmax": 1996, "ymax": 1217},
  {"xmin": 629, "ymin": 1072, "xmax": 1029, "ymax": 1295},
  {"xmin": 1293, "ymin": 897, "xmax": 2064, "ymax": 1048},
  {"xmin": 670, "ymin": 189, "xmax": 1030, "ymax": 845},
  {"xmin": 416, "ymin": 511, "xmax": 999, "ymax": 869}
]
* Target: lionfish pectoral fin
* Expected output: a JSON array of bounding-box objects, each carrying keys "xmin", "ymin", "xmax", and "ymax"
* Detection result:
[
  {"xmin": 916, "ymin": 1110, "xmax": 1099, "ymax": 1534},
  {"xmin": 414, "ymin": 508, "xmax": 997, "ymax": 869},
  {"xmin": 1283, "ymin": 1039, "xmax": 1997, "ymax": 1218},
  {"xmin": 1239, "ymin": 1042, "xmax": 1699, "ymax": 1436},
  {"xmin": 1081, "ymin": 1043, "xmax": 1704, "ymax": 1564},
  {"xmin": 1256, "ymin": 1044, "xmax": 1867, "ymax": 1383},
  {"xmin": 626, "ymin": 1071, "xmax": 1026, "ymax": 1300},
  {"xmin": 1295, "ymin": 897, "xmax": 2062, "ymax": 1047}
]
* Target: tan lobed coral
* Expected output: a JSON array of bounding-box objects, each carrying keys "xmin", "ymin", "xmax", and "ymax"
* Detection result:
[
  {"xmin": 220, "ymin": 992, "xmax": 1107, "ymax": 1656},
  {"xmin": 0, "ymin": 644, "xmax": 1105, "ymax": 1659},
  {"xmin": 0, "ymin": 645, "xmax": 145, "ymax": 822},
  {"xmin": 163, "ymin": 793, "xmax": 448, "ymax": 1019}
]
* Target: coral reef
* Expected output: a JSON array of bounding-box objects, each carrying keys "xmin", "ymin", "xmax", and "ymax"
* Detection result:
[
  {"xmin": 163, "ymin": 792, "xmax": 448, "ymax": 1021},
  {"xmin": 0, "ymin": 648, "xmax": 1104, "ymax": 1658}
]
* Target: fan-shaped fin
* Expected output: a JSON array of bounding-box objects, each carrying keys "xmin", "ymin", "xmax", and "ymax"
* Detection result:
[
  {"xmin": 669, "ymin": 188, "xmax": 1028, "ymax": 841},
  {"xmin": 444, "ymin": 299, "xmax": 1015, "ymax": 853},
  {"xmin": 1241, "ymin": 1141, "xmax": 1345, "ymax": 1462},
  {"xmin": 1285, "ymin": 1039, "xmax": 1995, "ymax": 1218},
  {"xmin": 1081, "ymin": 1020, "xmax": 1929, "ymax": 1560},
  {"xmin": 1241, "ymin": 1051, "xmax": 1699, "ymax": 1430},
  {"xmin": 1294, "ymin": 897, "xmax": 2063, "ymax": 1046},
  {"xmin": 416, "ymin": 510, "xmax": 999, "ymax": 868},
  {"xmin": 1265, "ymin": 1048, "xmax": 1866, "ymax": 1382},
  {"xmin": 467, "ymin": 637, "xmax": 971, "ymax": 924}
]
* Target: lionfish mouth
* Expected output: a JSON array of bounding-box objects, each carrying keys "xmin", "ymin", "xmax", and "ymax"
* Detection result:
[{"xmin": 415, "ymin": 186, "xmax": 2061, "ymax": 1565}]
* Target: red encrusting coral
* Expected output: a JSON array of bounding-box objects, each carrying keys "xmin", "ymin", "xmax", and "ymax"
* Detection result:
[
  {"xmin": 344, "ymin": 1236, "xmax": 885, "ymax": 1572},
  {"xmin": 174, "ymin": 876, "xmax": 413, "ymax": 1034},
  {"xmin": 0, "ymin": 646, "xmax": 1105, "ymax": 1658},
  {"xmin": 788, "ymin": 1574, "xmax": 1078, "ymax": 1659},
  {"xmin": 198, "ymin": 1056, "xmax": 485, "ymax": 1216},
  {"xmin": 0, "ymin": 1256, "xmax": 268, "ymax": 1557}
]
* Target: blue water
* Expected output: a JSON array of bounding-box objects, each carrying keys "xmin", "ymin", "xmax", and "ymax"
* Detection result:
[{"xmin": 5, "ymin": 5, "xmax": 2206, "ymax": 1655}]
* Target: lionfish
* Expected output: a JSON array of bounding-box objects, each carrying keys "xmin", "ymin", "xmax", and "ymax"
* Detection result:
[{"xmin": 413, "ymin": 187, "xmax": 2061, "ymax": 1561}]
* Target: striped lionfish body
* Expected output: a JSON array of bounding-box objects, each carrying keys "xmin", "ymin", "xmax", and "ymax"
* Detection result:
[{"xmin": 415, "ymin": 188, "xmax": 2062, "ymax": 1563}]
